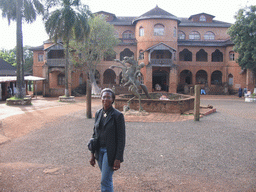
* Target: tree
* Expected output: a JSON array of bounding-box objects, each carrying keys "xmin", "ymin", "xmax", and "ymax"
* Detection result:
[
  {"xmin": 0, "ymin": 49, "xmax": 16, "ymax": 66},
  {"xmin": 44, "ymin": 0, "xmax": 91, "ymax": 97},
  {"xmin": 71, "ymin": 14, "xmax": 119, "ymax": 118},
  {"xmin": 0, "ymin": 0, "xmax": 44, "ymax": 98},
  {"xmin": 228, "ymin": 5, "xmax": 256, "ymax": 74}
]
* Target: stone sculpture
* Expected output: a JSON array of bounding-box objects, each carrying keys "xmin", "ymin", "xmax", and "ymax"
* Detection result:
[{"xmin": 110, "ymin": 56, "xmax": 150, "ymax": 111}]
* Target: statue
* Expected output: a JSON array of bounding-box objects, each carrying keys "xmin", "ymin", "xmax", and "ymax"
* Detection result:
[{"xmin": 110, "ymin": 56, "xmax": 150, "ymax": 111}]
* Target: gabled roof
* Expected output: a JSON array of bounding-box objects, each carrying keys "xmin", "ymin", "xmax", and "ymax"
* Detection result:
[
  {"xmin": 44, "ymin": 42, "xmax": 64, "ymax": 51},
  {"xmin": 29, "ymin": 44, "xmax": 44, "ymax": 51},
  {"xmin": 133, "ymin": 5, "xmax": 180, "ymax": 24},
  {"xmin": 188, "ymin": 13, "xmax": 215, "ymax": 20},
  {"xmin": 0, "ymin": 58, "xmax": 16, "ymax": 76},
  {"xmin": 146, "ymin": 42, "xmax": 176, "ymax": 52}
]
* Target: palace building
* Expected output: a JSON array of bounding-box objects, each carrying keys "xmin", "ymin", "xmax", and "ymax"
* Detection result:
[{"xmin": 30, "ymin": 6, "xmax": 255, "ymax": 96}]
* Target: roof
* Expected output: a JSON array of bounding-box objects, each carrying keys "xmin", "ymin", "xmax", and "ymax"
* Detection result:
[
  {"xmin": 188, "ymin": 13, "xmax": 215, "ymax": 20},
  {"xmin": 146, "ymin": 42, "xmax": 176, "ymax": 52},
  {"xmin": 0, "ymin": 59, "xmax": 16, "ymax": 76},
  {"xmin": 178, "ymin": 39, "xmax": 234, "ymax": 47},
  {"xmin": 0, "ymin": 76, "xmax": 45, "ymax": 83},
  {"xmin": 29, "ymin": 44, "xmax": 44, "ymax": 51},
  {"xmin": 133, "ymin": 5, "xmax": 180, "ymax": 24},
  {"xmin": 178, "ymin": 18, "xmax": 231, "ymax": 27},
  {"xmin": 107, "ymin": 16, "xmax": 136, "ymax": 26}
]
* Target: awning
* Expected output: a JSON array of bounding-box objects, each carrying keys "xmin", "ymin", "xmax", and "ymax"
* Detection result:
[{"xmin": 0, "ymin": 76, "xmax": 45, "ymax": 83}]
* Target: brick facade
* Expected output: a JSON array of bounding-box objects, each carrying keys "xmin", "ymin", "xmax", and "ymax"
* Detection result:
[{"xmin": 31, "ymin": 6, "xmax": 255, "ymax": 97}]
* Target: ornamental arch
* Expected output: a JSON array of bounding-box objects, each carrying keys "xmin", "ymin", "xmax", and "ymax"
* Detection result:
[
  {"xmin": 103, "ymin": 69, "xmax": 116, "ymax": 84},
  {"xmin": 211, "ymin": 70, "xmax": 222, "ymax": 85},
  {"xmin": 179, "ymin": 49, "xmax": 192, "ymax": 61},
  {"xmin": 120, "ymin": 48, "xmax": 134, "ymax": 61},
  {"xmin": 180, "ymin": 70, "xmax": 192, "ymax": 85},
  {"xmin": 196, "ymin": 70, "xmax": 208, "ymax": 84}
]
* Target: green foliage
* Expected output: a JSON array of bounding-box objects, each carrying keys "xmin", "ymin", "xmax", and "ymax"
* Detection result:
[
  {"xmin": 44, "ymin": 0, "xmax": 91, "ymax": 97},
  {"xmin": 0, "ymin": 49, "xmax": 16, "ymax": 66},
  {"xmin": 71, "ymin": 14, "xmax": 120, "ymax": 72},
  {"xmin": 0, "ymin": 46, "xmax": 33, "ymax": 74},
  {"xmin": 0, "ymin": 0, "xmax": 44, "ymax": 24},
  {"xmin": 228, "ymin": 5, "xmax": 256, "ymax": 74}
]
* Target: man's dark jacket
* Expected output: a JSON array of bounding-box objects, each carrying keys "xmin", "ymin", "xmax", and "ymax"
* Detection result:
[{"xmin": 92, "ymin": 107, "xmax": 125, "ymax": 167}]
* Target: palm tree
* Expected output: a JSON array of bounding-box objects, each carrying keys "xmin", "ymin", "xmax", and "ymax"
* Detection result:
[
  {"xmin": 44, "ymin": 0, "xmax": 91, "ymax": 97},
  {"xmin": 0, "ymin": 0, "xmax": 44, "ymax": 99}
]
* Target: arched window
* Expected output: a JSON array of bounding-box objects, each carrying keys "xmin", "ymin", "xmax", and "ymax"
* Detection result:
[
  {"xmin": 178, "ymin": 31, "xmax": 186, "ymax": 40},
  {"xmin": 180, "ymin": 70, "xmax": 192, "ymax": 85},
  {"xmin": 139, "ymin": 50, "xmax": 144, "ymax": 60},
  {"xmin": 173, "ymin": 27, "xmax": 177, "ymax": 37},
  {"xmin": 212, "ymin": 49, "xmax": 223, "ymax": 62},
  {"xmin": 189, "ymin": 31, "xmax": 200, "ymax": 40},
  {"xmin": 196, "ymin": 49, "xmax": 208, "ymax": 61},
  {"xmin": 179, "ymin": 49, "xmax": 192, "ymax": 61},
  {"xmin": 120, "ymin": 48, "xmax": 134, "ymax": 61},
  {"xmin": 103, "ymin": 69, "xmax": 116, "ymax": 84},
  {"xmin": 200, "ymin": 15, "xmax": 206, "ymax": 22},
  {"xmin": 229, "ymin": 51, "xmax": 235, "ymax": 61},
  {"xmin": 196, "ymin": 70, "xmax": 208, "ymax": 84},
  {"xmin": 228, "ymin": 74, "xmax": 233, "ymax": 86},
  {"xmin": 95, "ymin": 70, "xmax": 100, "ymax": 84},
  {"xmin": 122, "ymin": 30, "xmax": 134, "ymax": 39},
  {"xmin": 58, "ymin": 73, "xmax": 65, "ymax": 86},
  {"xmin": 154, "ymin": 24, "xmax": 164, "ymax": 36},
  {"xmin": 211, "ymin": 70, "xmax": 222, "ymax": 85},
  {"xmin": 139, "ymin": 27, "xmax": 144, "ymax": 36},
  {"xmin": 204, "ymin": 31, "xmax": 215, "ymax": 40},
  {"xmin": 79, "ymin": 73, "xmax": 83, "ymax": 85}
]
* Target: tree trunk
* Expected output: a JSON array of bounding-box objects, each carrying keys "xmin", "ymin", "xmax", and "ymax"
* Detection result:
[
  {"xmin": 86, "ymin": 80, "xmax": 92, "ymax": 118},
  {"xmin": 65, "ymin": 42, "xmax": 69, "ymax": 97},
  {"xmin": 16, "ymin": 0, "xmax": 25, "ymax": 99}
]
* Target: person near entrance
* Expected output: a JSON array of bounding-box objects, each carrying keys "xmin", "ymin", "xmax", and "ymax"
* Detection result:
[{"xmin": 89, "ymin": 88, "xmax": 126, "ymax": 192}]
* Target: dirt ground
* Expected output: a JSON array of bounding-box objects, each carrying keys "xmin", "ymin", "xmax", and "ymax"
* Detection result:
[{"xmin": 1, "ymin": 96, "xmax": 254, "ymax": 191}]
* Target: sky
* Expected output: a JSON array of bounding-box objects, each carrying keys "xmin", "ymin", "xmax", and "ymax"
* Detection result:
[{"xmin": 0, "ymin": 0, "xmax": 255, "ymax": 50}]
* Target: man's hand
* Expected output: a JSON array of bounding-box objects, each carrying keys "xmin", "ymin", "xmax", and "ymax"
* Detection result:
[
  {"xmin": 90, "ymin": 154, "xmax": 96, "ymax": 167},
  {"xmin": 113, "ymin": 159, "xmax": 121, "ymax": 171}
]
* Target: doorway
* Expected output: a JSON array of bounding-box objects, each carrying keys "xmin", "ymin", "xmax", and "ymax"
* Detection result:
[{"xmin": 152, "ymin": 70, "xmax": 169, "ymax": 91}]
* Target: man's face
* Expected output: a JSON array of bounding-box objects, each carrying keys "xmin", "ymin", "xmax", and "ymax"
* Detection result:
[{"xmin": 101, "ymin": 92, "xmax": 113, "ymax": 110}]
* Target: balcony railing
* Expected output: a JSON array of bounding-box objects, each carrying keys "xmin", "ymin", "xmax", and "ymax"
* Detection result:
[
  {"xmin": 118, "ymin": 38, "xmax": 137, "ymax": 45},
  {"xmin": 150, "ymin": 59, "xmax": 173, "ymax": 67},
  {"xmin": 46, "ymin": 59, "xmax": 66, "ymax": 67}
]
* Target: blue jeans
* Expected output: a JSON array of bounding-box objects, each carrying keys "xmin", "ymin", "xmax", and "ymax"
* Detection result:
[{"xmin": 97, "ymin": 148, "xmax": 114, "ymax": 192}]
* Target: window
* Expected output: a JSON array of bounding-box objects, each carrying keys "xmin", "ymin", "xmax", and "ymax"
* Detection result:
[
  {"xmin": 204, "ymin": 31, "xmax": 215, "ymax": 40},
  {"xmin": 58, "ymin": 74, "xmax": 65, "ymax": 86},
  {"xmin": 122, "ymin": 30, "xmax": 134, "ymax": 39},
  {"xmin": 189, "ymin": 31, "xmax": 200, "ymax": 40},
  {"xmin": 139, "ymin": 27, "xmax": 144, "ymax": 36},
  {"xmin": 178, "ymin": 31, "xmax": 185, "ymax": 40},
  {"xmin": 38, "ymin": 54, "xmax": 44, "ymax": 62},
  {"xmin": 139, "ymin": 50, "xmax": 144, "ymax": 60},
  {"xmin": 229, "ymin": 51, "xmax": 235, "ymax": 61},
  {"xmin": 154, "ymin": 24, "xmax": 164, "ymax": 36},
  {"xmin": 200, "ymin": 15, "xmax": 206, "ymax": 22},
  {"xmin": 173, "ymin": 27, "xmax": 177, "ymax": 37}
]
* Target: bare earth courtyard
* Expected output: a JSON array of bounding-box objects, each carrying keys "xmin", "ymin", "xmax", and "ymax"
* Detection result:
[{"xmin": 0, "ymin": 95, "xmax": 255, "ymax": 191}]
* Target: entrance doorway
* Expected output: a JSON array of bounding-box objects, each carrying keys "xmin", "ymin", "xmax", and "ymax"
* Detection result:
[{"xmin": 152, "ymin": 70, "xmax": 169, "ymax": 91}]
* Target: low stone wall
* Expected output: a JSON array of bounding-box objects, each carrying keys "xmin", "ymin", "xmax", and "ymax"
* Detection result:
[
  {"xmin": 6, "ymin": 98, "xmax": 32, "ymax": 105},
  {"xmin": 115, "ymin": 93, "xmax": 194, "ymax": 114}
]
